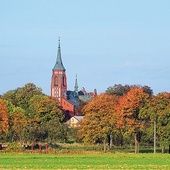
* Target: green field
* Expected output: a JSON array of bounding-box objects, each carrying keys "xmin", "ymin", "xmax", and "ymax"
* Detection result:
[{"xmin": 0, "ymin": 153, "xmax": 169, "ymax": 169}]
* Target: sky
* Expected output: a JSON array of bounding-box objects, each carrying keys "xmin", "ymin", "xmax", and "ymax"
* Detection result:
[{"xmin": 1, "ymin": 0, "xmax": 170, "ymax": 95}]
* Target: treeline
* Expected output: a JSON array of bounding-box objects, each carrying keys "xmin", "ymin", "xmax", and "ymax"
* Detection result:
[
  {"xmin": 0, "ymin": 83, "xmax": 73, "ymax": 146},
  {"xmin": 0, "ymin": 83, "xmax": 170, "ymax": 153},
  {"xmin": 78, "ymin": 84, "xmax": 170, "ymax": 153}
]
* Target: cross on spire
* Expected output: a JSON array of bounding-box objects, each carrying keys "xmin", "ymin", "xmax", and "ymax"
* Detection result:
[{"xmin": 58, "ymin": 37, "xmax": 60, "ymax": 48}]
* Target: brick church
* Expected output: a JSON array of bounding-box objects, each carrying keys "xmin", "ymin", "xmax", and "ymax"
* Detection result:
[{"xmin": 51, "ymin": 38, "xmax": 97, "ymax": 120}]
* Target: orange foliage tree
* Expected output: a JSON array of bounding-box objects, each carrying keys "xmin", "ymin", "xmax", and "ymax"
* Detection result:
[
  {"xmin": 116, "ymin": 87, "xmax": 149, "ymax": 153},
  {"xmin": 78, "ymin": 94, "xmax": 119, "ymax": 152},
  {"xmin": 2, "ymin": 100, "xmax": 27, "ymax": 144},
  {"xmin": 0, "ymin": 100, "xmax": 9, "ymax": 139}
]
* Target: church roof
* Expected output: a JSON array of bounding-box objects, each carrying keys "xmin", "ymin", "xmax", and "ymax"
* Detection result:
[
  {"xmin": 79, "ymin": 94, "xmax": 92, "ymax": 102},
  {"xmin": 66, "ymin": 91, "xmax": 79, "ymax": 107},
  {"xmin": 68, "ymin": 98, "xmax": 79, "ymax": 107},
  {"xmin": 66, "ymin": 90, "xmax": 92, "ymax": 107},
  {"xmin": 53, "ymin": 38, "xmax": 66, "ymax": 71}
]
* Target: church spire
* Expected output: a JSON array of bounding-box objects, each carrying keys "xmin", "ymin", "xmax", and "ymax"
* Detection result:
[
  {"xmin": 74, "ymin": 74, "xmax": 78, "ymax": 93},
  {"xmin": 53, "ymin": 37, "xmax": 66, "ymax": 71}
]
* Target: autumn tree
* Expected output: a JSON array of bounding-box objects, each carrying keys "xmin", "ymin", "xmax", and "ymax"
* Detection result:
[
  {"xmin": 78, "ymin": 94, "xmax": 119, "ymax": 152},
  {"xmin": 116, "ymin": 87, "xmax": 150, "ymax": 153},
  {"xmin": 1, "ymin": 100, "xmax": 27, "ymax": 144},
  {"xmin": 0, "ymin": 100, "xmax": 9, "ymax": 140},
  {"xmin": 2, "ymin": 83, "xmax": 67, "ymax": 144}
]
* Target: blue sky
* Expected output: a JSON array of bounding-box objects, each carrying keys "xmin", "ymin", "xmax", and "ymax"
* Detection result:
[{"xmin": 1, "ymin": 0, "xmax": 170, "ymax": 95}]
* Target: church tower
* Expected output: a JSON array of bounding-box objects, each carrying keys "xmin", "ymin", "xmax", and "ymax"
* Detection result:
[{"xmin": 51, "ymin": 38, "xmax": 67, "ymax": 104}]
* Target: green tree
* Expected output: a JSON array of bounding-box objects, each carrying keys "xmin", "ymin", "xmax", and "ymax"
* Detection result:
[
  {"xmin": 2, "ymin": 83, "xmax": 43, "ymax": 111},
  {"xmin": 10, "ymin": 107, "xmax": 27, "ymax": 145},
  {"xmin": 1, "ymin": 90, "xmax": 17, "ymax": 106},
  {"xmin": 106, "ymin": 84, "xmax": 153, "ymax": 97},
  {"xmin": 157, "ymin": 106, "xmax": 170, "ymax": 153},
  {"xmin": 28, "ymin": 95, "xmax": 64, "ymax": 143},
  {"xmin": 147, "ymin": 92, "xmax": 170, "ymax": 153},
  {"xmin": 106, "ymin": 84, "xmax": 131, "ymax": 96}
]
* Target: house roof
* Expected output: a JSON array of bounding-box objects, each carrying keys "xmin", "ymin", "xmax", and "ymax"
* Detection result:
[{"xmin": 73, "ymin": 116, "xmax": 84, "ymax": 121}]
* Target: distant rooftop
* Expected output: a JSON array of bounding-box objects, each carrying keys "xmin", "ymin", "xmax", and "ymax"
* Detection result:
[{"xmin": 74, "ymin": 116, "xmax": 84, "ymax": 121}]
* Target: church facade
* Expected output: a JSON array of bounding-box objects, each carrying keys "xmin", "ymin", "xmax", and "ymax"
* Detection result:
[{"xmin": 51, "ymin": 38, "xmax": 97, "ymax": 119}]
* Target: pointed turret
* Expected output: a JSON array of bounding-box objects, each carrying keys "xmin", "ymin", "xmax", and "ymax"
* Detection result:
[
  {"xmin": 51, "ymin": 37, "xmax": 67, "ymax": 100},
  {"xmin": 74, "ymin": 74, "xmax": 78, "ymax": 93},
  {"xmin": 53, "ymin": 37, "xmax": 66, "ymax": 71}
]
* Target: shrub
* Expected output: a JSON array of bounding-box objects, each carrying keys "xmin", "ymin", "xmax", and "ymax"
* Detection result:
[{"xmin": 5, "ymin": 143, "xmax": 24, "ymax": 152}]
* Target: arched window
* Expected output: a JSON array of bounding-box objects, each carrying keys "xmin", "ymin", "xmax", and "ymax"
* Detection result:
[
  {"xmin": 63, "ymin": 76, "xmax": 65, "ymax": 86},
  {"xmin": 54, "ymin": 77, "xmax": 58, "ymax": 86}
]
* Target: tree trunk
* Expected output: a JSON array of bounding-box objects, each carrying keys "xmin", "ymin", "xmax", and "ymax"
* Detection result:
[
  {"xmin": 0, "ymin": 144, "xmax": 2, "ymax": 150},
  {"xmin": 162, "ymin": 146, "xmax": 165, "ymax": 154},
  {"xmin": 31, "ymin": 144, "xmax": 34, "ymax": 150},
  {"xmin": 135, "ymin": 133, "xmax": 139, "ymax": 154},
  {"xmin": 154, "ymin": 121, "xmax": 156, "ymax": 154},
  {"xmin": 103, "ymin": 138, "xmax": 106, "ymax": 152},
  {"xmin": 137, "ymin": 142, "xmax": 140, "ymax": 153},
  {"xmin": 109, "ymin": 134, "xmax": 113, "ymax": 150},
  {"xmin": 39, "ymin": 144, "xmax": 42, "ymax": 153},
  {"xmin": 46, "ymin": 144, "xmax": 49, "ymax": 153}
]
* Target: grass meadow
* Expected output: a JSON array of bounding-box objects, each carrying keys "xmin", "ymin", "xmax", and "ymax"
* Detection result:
[{"xmin": 0, "ymin": 152, "xmax": 169, "ymax": 169}]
